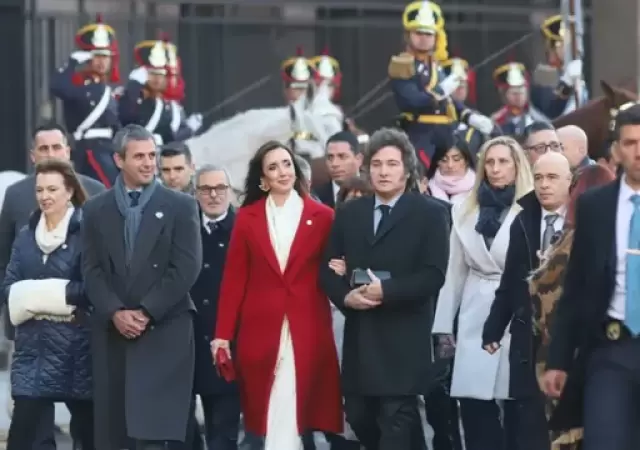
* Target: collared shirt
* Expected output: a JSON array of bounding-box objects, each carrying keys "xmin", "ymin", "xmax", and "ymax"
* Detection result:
[
  {"xmin": 373, "ymin": 193, "xmax": 403, "ymax": 233},
  {"xmin": 539, "ymin": 205, "xmax": 567, "ymax": 244},
  {"xmin": 332, "ymin": 181, "xmax": 340, "ymax": 202},
  {"xmin": 202, "ymin": 210, "xmax": 228, "ymax": 234},
  {"xmin": 609, "ymin": 175, "xmax": 640, "ymax": 320}
]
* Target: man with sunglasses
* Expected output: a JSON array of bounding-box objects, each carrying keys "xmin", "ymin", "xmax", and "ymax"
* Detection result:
[{"xmin": 521, "ymin": 121, "xmax": 563, "ymax": 165}]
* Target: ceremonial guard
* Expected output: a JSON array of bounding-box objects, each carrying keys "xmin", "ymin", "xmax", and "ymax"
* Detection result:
[
  {"xmin": 310, "ymin": 49, "xmax": 369, "ymax": 143},
  {"xmin": 491, "ymin": 63, "xmax": 549, "ymax": 137},
  {"xmin": 281, "ymin": 48, "xmax": 314, "ymax": 103},
  {"xmin": 164, "ymin": 37, "xmax": 204, "ymax": 141},
  {"xmin": 118, "ymin": 39, "xmax": 175, "ymax": 146},
  {"xmin": 389, "ymin": 1, "xmax": 494, "ymax": 169},
  {"xmin": 50, "ymin": 14, "xmax": 121, "ymax": 187},
  {"xmin": 530, "ymin": 14, "xmax": 588, "ymax": 120},
  {"xmin": 440, "ymin": 56, "xmax": 475, "ymax": 106}
]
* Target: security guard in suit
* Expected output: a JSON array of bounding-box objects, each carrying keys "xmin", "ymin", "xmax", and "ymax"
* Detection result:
[
  {"xmin": 118, "ymin": 39, "xmax": 175, "ymax": 146},
  {"xmin": 491, "ymin": 63, "xmax": 550, "ymax": 138},
  {"xmin": 389, "ymin": 1, "xmax": 494, "ymax": 169},
  {"xmin": 163, "ymin": 37, "xmax": 204, "ymax": 141},
  {"xmin": 530, "ymin": 14, "xmax": 588, "ymax": 120},
  {"xmin": 50, "ymin": 14, "xmax": 121, "ymax": 187},
  {"xmin": 281, "ymin": 48, "xmax": 314, "ymax": 104}
]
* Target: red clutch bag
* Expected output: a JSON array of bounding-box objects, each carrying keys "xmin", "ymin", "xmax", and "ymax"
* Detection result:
[{"xmin": 215, "ymin": 347, "xmax": 236, "ymax": 382}]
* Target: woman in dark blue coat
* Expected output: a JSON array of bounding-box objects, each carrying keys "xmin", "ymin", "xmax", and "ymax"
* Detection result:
[{"xmin": 3, "ymin": 159, "xmax": 93, "ymax": 450}]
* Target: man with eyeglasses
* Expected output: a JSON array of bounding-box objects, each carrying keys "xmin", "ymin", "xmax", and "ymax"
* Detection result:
[
  {"xmin": 521, "ymin": 121, "xmax": 563, "ymax": 165},
  {"xmin": 191, "ymin": 164, "xmax": 241, "ymax": 450}
]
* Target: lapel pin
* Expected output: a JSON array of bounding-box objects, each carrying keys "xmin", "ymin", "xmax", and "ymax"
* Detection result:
[
  {"xmin": 61, "ymin": 244, "xmax": 67, "ymax": 250},
  {"xmin": 306, "ymin": 220, "xmax": 312, "ymax": 225},
  {"xmin": 155, "ymin": 212, "xmax": 164, "ymax": 219}
]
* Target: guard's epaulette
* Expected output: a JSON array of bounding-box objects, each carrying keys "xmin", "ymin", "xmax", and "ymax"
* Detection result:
[{"xmin": 388, "ymin": 52, "xmax": 416, "ymax": 80}]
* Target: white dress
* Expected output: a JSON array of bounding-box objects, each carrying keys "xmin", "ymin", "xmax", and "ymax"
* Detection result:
[
  {"xmin": 264, "ymin": 191, "xmax": 304, "ymax": 450},
  {"xmin": 432, "ymin": 201, "xmax": 520, "ymax": 400}
]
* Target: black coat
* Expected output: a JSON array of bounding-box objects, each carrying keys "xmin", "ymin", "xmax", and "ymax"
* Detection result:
[
  {"xmin": 191, "ymin": 209, "xmax": 237, "ymax": 396},
  {"xmin": 483, "ymin": 190, "xmax": 542, "ymax": 398},
  {"xmin": 320, "ymin": 192, "xmax": 450, "ymax": 395},
  {"xmin": 3, "ymin": 208, "xmax": 92, "ymax": 399}
]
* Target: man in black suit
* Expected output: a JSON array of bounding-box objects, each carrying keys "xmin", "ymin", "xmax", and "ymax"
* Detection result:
[
  {"xmin": 483, "ymin": 151, "xmax": 572, "ymax": 450},
  {"xmin": 315, "ymin": 131, "xmax": 362, "ymax": 208},
  {"xmin": 191, "ymin": 164, "xmax": 240, "ymax": 450},
  {"xmin": 0, "ymin": 122, "xmax": 105, "ymax": 450},
  {"xmin": 82, "ymin": 124, "xmax": 202, "ymax": 450},
  {"xmin": 320, "ymin": 127, "xmax": 450, "ymax": 450},
  {"xmin": 543, "ymin": 103, "xmax": 640, "ymax": 449}
]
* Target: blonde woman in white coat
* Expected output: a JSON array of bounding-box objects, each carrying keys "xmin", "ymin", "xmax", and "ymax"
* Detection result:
[{"xmin": 432, "ymin": 137, "xmax": 533, "ymax": 450}]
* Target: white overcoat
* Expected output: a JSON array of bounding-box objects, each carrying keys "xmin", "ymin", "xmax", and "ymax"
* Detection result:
[{"xmin": 432, "ymin": 201, "xmax": 521, "ymax": 400}]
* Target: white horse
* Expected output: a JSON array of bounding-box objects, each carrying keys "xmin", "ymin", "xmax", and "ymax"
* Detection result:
[{"xmin": 187, "ymin": 81, "xmax": 343, "ymax": 192}]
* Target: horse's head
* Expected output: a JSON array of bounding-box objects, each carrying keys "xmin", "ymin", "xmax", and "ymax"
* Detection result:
[{"xmin": 553, "ymin": 80, "xmax": 638, "ymax": 159}]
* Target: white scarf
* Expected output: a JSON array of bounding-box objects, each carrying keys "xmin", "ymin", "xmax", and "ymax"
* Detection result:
[
  {"xmin": 265, "ymin": 191, "xmax": 303, "ymax": 271},
  {"xmin": 35, "ymin": 207, "xmax": 74, "ymax": 257}
]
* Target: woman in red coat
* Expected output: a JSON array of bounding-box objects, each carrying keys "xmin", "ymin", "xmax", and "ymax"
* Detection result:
[{"xmin": 212, "ymin": 140, "xmax": 343, "ymax": 448}]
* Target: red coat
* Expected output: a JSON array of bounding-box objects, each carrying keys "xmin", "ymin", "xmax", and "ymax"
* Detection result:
[{"xmin": 215, "ymin": 195, "xmax": 343, "ymax": 436}]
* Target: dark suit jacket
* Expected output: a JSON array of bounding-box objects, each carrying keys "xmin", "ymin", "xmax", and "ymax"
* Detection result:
[
  {"xmin": 315, "ymin": 181, "xmax": 336, "ymax": 209},
  {"xmin": 320, "ymin": 192, "xmax": 450, "ymax": 396},
  {"xmin": 0, "ymin": 173, "xmax": 105, "ymax": 339},
  {"xmin": 82, "ymin": 184, "xmax": 202, "ymax": 444},
  {"xmin": 547, "ymin": 180, "xmax": 620, "ymax": 371},
  {"xmin": 483, "ymin": 190, "xmax": 542, "ymax": 398}
]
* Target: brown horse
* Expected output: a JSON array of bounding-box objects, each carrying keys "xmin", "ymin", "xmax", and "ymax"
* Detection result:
[{"xmin": 553, "ymin": 80, "xmax": 637, "ymax": 159}]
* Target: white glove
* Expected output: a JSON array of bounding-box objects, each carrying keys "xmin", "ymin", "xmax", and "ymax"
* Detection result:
[
  {"xmin": 561, "ymin": 59, "xmax": 583, "ymax": 85},
  {"xmin": 468, "ymin": 113, "xmax": 494, "ymax": 135},
  {"xmin": 186, "ymin": 113, "xmax": 203, "ymax": 132},
  {"xmin": 70, "ymin": 51, "xmax": 92, "ymax": 64},
  {"xmin": 129, "ymin": 67, "xmax": 148, "ymax": 85},
  {"xmin": 437, "ymin": 74, "xmax": 462, "ymax": 97}
]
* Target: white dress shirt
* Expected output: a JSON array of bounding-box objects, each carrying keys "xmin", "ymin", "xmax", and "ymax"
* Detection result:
[
  {"xmin": 608, "ymin": 176, "xmax": 640, "ymax": 320},
  {"xmin": 332, "ymin": 181, "xmax": 340, "ymax": 202},
  {"xmin": 540, "ymin": 205, "xmax": 566, "ymax": 244},
  {"xmin": 202, "ymin": 210, "xmax": 228, "ymax": 234}
]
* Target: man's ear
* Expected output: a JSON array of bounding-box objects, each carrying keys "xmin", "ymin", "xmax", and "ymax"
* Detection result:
[{"xmin": 113, "ymin": 152, "xmax": 124, "ymax": 170}]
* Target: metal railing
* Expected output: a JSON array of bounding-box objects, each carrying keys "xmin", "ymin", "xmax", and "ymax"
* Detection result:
[{"xmin": 24, "ymin": 4, "xmax": 591, "ymax": 140}]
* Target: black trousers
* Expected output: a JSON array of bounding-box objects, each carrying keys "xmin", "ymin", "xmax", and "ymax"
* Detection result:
[
  {"xmin": 7, "ymin": 396, "xmax": 94, "ymax": 450},
  {"xmin": 583, "ymin": 339, "xmax": 640, "ymax": 450},
  {"xmin": 424, "ymin": 386, "xmax": 463, "ymax": 450},
  {"xmin": 344, "ymin": 395, "xmax": 425, "ymax": 450},
  {"xmin": 458, "ymin": 398, "xmax": 503, "ymax": 450},
  {"xmin": 503, "ymin": 394, "xmax": 550, "ymax": 450}
]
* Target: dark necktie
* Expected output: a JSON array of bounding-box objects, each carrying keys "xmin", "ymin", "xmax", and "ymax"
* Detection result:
[
  {"xmin": 542, "ymin": 213, "xmax": 559, "ymax": 252},
  {"xmin": 128, "ymin": 191, "xmax": 141, "ymax": 207},
  {"xmin": 376, "ymin": 204, "xmax": 391, "ymax": 235},
  {"xmin": 207, "ymin": 220, "xmax": 218, "ymax": 233}
]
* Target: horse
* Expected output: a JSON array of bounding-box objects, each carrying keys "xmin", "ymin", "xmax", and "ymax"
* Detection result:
[
  {"xmin": 553, "ymin": 80, "xmax": 638, "ymax": 159},
  {"xmin": 186, "ymin": 81, "xmax": 342, "ymax": 193}
]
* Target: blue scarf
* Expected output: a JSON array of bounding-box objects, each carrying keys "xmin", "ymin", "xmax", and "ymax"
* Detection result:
[
  {"xmin": 113, "ymin": 175, "xmax": 157, "ymax": 264},
  {"xmin": 475, "ymin": 181, "xmax": 515, "ymax": 239}
]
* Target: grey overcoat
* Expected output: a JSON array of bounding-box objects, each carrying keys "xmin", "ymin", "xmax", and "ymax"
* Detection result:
[{"xmin": 82, "ymin": 185, "xmax": 202, "ymax": 448}]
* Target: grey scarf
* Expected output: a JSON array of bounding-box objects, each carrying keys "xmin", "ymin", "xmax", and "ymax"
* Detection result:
[{"xmin": 114, "ymin": 175, "xmax": 157, "ymax": 264}]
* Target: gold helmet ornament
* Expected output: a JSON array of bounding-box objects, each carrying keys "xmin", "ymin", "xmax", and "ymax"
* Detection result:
[
  {"xmin": 402, "ymin": 1, "xmax": 448, "ymax": 62},
  {"xmin": 493, "ymin": 62, "xmax": 528, "ymax": 90},
  {"xmin": 74, "ymin": 14, "xmax": 120, "ymax": 82},
  {"xmin": 281, "ymin": 47, "xmax": 313, "ymax": 89},
  {"xmin": 540, "ymin": 15, "xmax": 565, "ymax": 49},
  {"xmin": 134, "ymin": 39, "xmax": 169, "ymax": 75}
]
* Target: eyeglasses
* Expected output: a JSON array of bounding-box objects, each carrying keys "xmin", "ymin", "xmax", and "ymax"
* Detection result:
[
  {"xmin": 196, "ymin": 184, "xmax": 229, "ymax": 196},
  {"xmin": 525, "ymin": 142, "xmax": 563, "ymax": 154}
]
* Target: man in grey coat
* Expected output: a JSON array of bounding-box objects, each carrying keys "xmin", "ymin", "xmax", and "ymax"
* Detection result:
[
  {"xmin": 82, "ymin": 124, "xmax": 202, "ymax": 450},
  {"xmin": 0, "ymin": 122, "xmax": 105, "ymax": 450}
]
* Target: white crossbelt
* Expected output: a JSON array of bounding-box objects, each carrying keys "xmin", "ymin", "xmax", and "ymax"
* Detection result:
[
  {"xmin": 153, "ymin": 134, "xmax": 164, "ymax": 145},
  {"xmin": 79, "ymin": 128, "xmax": 114, "ymax": 140}
]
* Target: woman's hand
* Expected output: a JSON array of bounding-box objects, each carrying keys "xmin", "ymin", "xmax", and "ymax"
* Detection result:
[
  {"xmin": 211, "ymin": 339, "xmax": 231, "ymax": 363},
  {"xmin": 328, "ymin": 258, "xmax": 346, "ymax": 276},
  {"xmin": 435, "ymin": 334, "xmax": 456, "ymax": 359}
]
